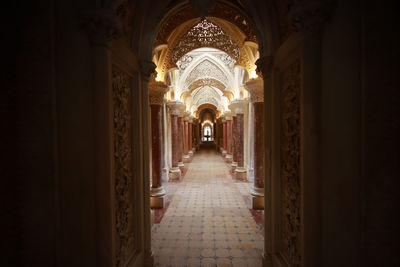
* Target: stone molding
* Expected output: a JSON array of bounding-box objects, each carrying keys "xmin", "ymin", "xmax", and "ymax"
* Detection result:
[
  {"xmin": 245, "ymin": 78, "xmax": 264, "ymax": 103},
  {"xmin": 167, "ymin": 101, "xmax": 185, "ymax": 116},
  {"xmin": 148, "ymin": 81, "xmax": 168, "ymax": 105},
  {"xmin": 229, "ymin": 99, "xmax": 248, "ymax": 115},
  {"xmin": 287, "ymin": 0, "xmax": 334, "ymax": 35},
  {"xmin": 80, "ymin": 8, "xmax": 122, "ymax": 45},
  {"xmin": 256, "ymin": 56, "xmax": 274, "ymax": 79}
]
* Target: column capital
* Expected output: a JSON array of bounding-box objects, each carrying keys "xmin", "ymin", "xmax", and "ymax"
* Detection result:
[
  {"xmin": 223, "ymin": 110, "xmax": 232, "ymax": 120},
  {"xmin": 139, "ymin": 60, "xmax": 157, "ymax": 82},
  {"xmin": 245, "ymin": 78, "xmax": 264, "ymax": 103},
  {"xmin": 148, "ymin": 81, "xmax": 168, "ymax": 105},
  {"xmin": 229, "ymin": 99, "xmax": 248, "ymax": 115},
  {"xmin": 183, "ymin": 111, "xmax": 191, "ymax": 121},
  {"xmin": 167, "ymin": 101, "xmax": 185, "ymax": 116},
  {"xmin": 287, "ymin": 0, "xmax": 334, "ymax": 35},
  {"xmin": 80, "ymin": 8, "xmax": 122, "ymax": 46},
  {"xmin": 256, "ymin": 56, "xmax": 274, "ymax": 78}
]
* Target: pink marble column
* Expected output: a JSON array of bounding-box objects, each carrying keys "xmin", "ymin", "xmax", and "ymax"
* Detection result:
[
  {"xmin": 231, "ymin": 115, "xmax": 238, "ymax": 170},
  {"xmin": 189, "ymin": 121, "xmax": 193, "ymax": 154},
  {"xmin": 171, "ymin": 115, "xmax": 180, "ymax": 170},
  {"xmin": 184, "ymin": 120, "xmax": 189, "ymax": 158},
  {"xmin": 177, "ymin": 116, "xmax": 184, "ymax": 168},
  {"xmin": 167, "ymin": 101, "xmax": 184, "ymax": 180},
  {"xmin": 246, "ymin": 78, "xmax": 265, "ymax": 209},
  {"xmin": 222, "ymin": 120, "xmax": 227, "ymax": 156},
  {"xmin": 253, "ymin": 102, "xmax": 264, "ymax": 190},
  {"xmin": 151, "ymin": 104, "xmax": 162, "ymax": 189},
  {"xmin": 225, "ymin": 117, "xmax": 232, "ymax": 162},
  {"xmin": 149, "ymin": 81, "xmax": 168, "ymax": 208},
  {"xmin": 231, "ymin": 100, "xmax": 248, "ymax": 180}
]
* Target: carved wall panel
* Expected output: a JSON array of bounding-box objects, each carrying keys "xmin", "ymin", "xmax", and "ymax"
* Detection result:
[
  {"xmin": 280, "ymin": 59, "xmax": 301, "ymax": 266},
  {"xmin": 112, "ymin": 66, "xmax": 135, "ymax": 267}
]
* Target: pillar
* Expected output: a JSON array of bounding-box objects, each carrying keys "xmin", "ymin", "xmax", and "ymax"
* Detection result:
[
  {"xmin": 246, "ymin": 78, "xmax": 265, "ymax": 209},
  {"xmin": 149, "ymin": 81, "xmax": 168, "ymax": 208},
  {"xmin": 183, "ymin": 115, "xmax": 190, "ymax": 162},
  {"xmin": 231, "ymin": 100, "xmax": 248, "ymax": 180},
  {"xmin": 222, "ymin": 118, "xmax": 227, "ymax": 156},
  {"xmin": 225, "ymin": 111, "xmax": 233, "ymax": 162},
  {"xmin": 167, "ymin": 101, "xmax": 184, "ymax": 180},
  {"xmin": 189, "ymin": 119, "xmax": 193, "ymax": 155},
  {"xmin": 177, "ymin": 115, "xmax": 184, "ymax": 168},
  {"xmin": 231, "ymin": 115, "xmax": 238, "ymax": 170}
]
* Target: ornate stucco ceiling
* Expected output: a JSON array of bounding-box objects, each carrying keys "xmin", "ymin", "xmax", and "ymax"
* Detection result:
[
  {"xmin": 172, "ymin": 19, "xmax": 240, "ymax": 63},
  {"xmin": 176, "ymin": 48, "xmax": 234, "ymax": 114}
]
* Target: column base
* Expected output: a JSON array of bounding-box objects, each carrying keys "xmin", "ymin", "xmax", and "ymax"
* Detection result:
[
  {"xmin": 150, "ymin": 187, "xmax": 166, "ymax": 208},
  {"xmin": 178, "ymin": 161, "xmax": 184, "ymax": 169},
  {"xmin": 183, "ymin": 154, "xmax": 190, "ymax": 162},
  {"xmin": 235, "ymin": 167, "xmax": 247, "ymax": 181},
  {"xmin": 169, "ymin": 167, "xmax": 181, "ymax": 180},
  {"xmin": 225, "ymin": 154, "xmax": 232, "ymax": 163},
  {"xmin": 250, "ymin": 187, "xmax": 264, "ymax": 210},
  {"xmin": 189, "ymin": 150, "xmax": 194, "ymax": 156},
  {"xmin": 222, "ymin": 150, "xmax": 227, "ymax": 156},
  {"xmin": 231, "ymin": 162, "xmax": 237, "ymax": 171}
]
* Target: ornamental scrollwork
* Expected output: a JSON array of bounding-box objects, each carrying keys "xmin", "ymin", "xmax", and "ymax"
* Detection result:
[
  {"xmin": 172, "ymin": 19, "xmax": 240, "ymax": 63},
  {"xmin": 280, "ymin": 59, "xmax": 301, "ymax": 267},
  {"xmin": 112, "ymin": 66, "xmax": 135, "ymax": 267}
]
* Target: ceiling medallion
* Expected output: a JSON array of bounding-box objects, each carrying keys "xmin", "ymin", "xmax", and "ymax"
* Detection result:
[{"xmin": 172, "ymin": 19, "xmax": 240, "ymax": 63}]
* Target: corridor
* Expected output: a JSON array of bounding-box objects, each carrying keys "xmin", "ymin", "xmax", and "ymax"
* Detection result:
[{"xmin": 152, "ymin": 146, "xmax": 264, "ymax": 267}]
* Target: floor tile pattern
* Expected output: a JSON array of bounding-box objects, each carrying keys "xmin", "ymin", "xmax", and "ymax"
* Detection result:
[{"xmin": 152, "ymin": 148, "xmax": 264, "ymax": 266}]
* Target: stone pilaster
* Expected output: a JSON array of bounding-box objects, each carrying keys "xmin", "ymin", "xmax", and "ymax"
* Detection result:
[
  {"xmin": 149, "ymin": 81, "xmax": 168, "ymax": 208},
  {"xmin": 167, "ymin": 101, "xmax": 184, "ymax": 180},
  {"xmin": 245, "ymin": 78, "xmax": 265, "ymax": 210},
  {"xmin": 230, "ymin": 100, "xmax": 248, "ymax": 180}
]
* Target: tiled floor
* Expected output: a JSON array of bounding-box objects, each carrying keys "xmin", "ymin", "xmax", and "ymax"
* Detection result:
[{"xmin": 152, "ymin": 147, "xmax": 264, "ymax": 267}]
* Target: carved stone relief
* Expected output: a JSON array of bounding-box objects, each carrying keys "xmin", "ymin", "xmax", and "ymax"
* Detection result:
[
  {"xmin": 112, "ymin": 66, "xmax": 135, "ymax": 267},
  {"xmin": 280, "ymin": 59, "xmax": 301, "ymax": 266}
]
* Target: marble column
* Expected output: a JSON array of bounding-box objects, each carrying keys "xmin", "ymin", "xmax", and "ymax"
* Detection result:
[
  {"xmin": 225, "ymin": 111, "xmax": 233, "ymax": 163},
  {"xmin": 183, "ymin": 115, "xmax": 190, "ymax": 162},
  {"xmin": 149, "ymin": 81, "xmax": 168, "ymax": 208},
  {"xmin": 231, "ymin": 114, "xmax": 238, "ymax": 171},
  {"xmin": 222, "ymin": 118, "xmax": 227, "ymax": 156},
  {"xmin": 231, "ymin": 100, "xmax": 248, "ymax": 180},
  {"xmin": 189, "ymin": 120, "xmax": 194, "ymax": 155},
  {"xmin": 167, "ymin": 101, "xmax": 184, "ymax": 180},
  {"xmin": 246, "ymin": 78, "xmax": 265, "ymax": 209},
  {"xmin": 177, "ymin": 115, "xmax": 184, "ymax": 169}
]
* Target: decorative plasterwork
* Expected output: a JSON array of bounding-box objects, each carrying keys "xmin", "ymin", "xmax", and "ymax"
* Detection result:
[
  {"xmin": 229, "ymin": 99, "xmax": 248, "ymax": 115},
  {"xmin": 148, "ymin": 81, "xmax": 169, "ymax": 105},
  {"xmin": 188, "ymin": 78, "xmax": 226, "ymax": 92},
  {"xmin": 245, "ymin": 78, "xmax": 264, "ymax": 103},
  {"xmin": 185, "ymin": 59, "xmax": 229, "ymax": 87},
  {"xmin": 112, "ymin": 66, "xmax": 135, "ymax": 267},
  {"xmin": 192, "ymin": 85, "xmax": 221, "ymax": 109},
  {"xmin": 154, "ymin": 2, "xmax": 257, "ymax": 47},
  {"xmin": 172, "ymin": 19, "xmax": 240, "ymax": 63},
  {"xmin": 280, "ymin": 59, "xmax": 301, "ymax": 267}
]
